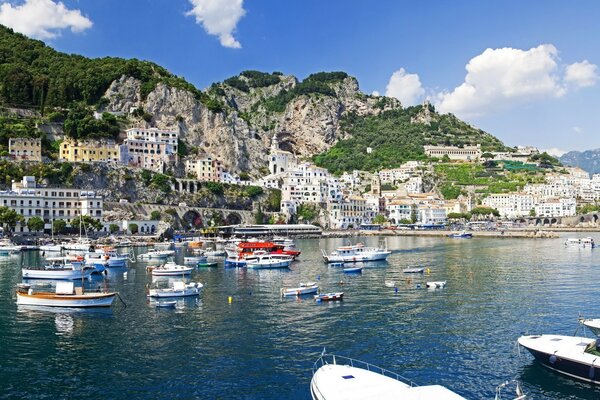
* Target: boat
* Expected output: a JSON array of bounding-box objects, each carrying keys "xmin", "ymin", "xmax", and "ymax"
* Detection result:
[
  {"xmin": 154, "ymin": 241, "xmax": 174, "ymax": 250},
  {"xmin": 564, "ymin": 237, "xmax": 596, "ymax": 248},
  {"xmin": 426, "ymin": 281, "xmax": 446, "ymax": 289},
  {"xmin": 86, "ymin": 248, "xmax": 129, "ymax": 268},
  {"xmin": 147, "ymin": 281, "xmax": 203, "ymax": 298},
  {"xmin": 314, "ymin": 292, "xmax": 344, "ymax": 302},
  {"xmin": 448, "ymin": 231, "xmax": 473, "ymax": 238},
  {"xmin": 16, "ymin": 281, "xmax": 116, "ymax": 308},
  {"xmin": 197, "ymin": 261, "xmax": 218, "ymax": 268},
  {"xmin": 384, "ymin": 280, "xmax": 396, "ymax": 287},
  {"xmin": 581, "ymin": 318, "xmax": 600, "ymax": 336},
  {"xmin": 230, "ymin": 241, "xmax": 301, "ymax": 259},
  {"xmin": 39, "ymin": 243, "xmax": 63, "ymax": 252},
  {"xmin": 156, "ymin": 300, "xmax": 177, "ymax": 308},
  {"xmin": 0, "ymin": 239, "xmax": 21, "ymax": 255},
  {"xmin": 343, "ymin": 267, "xmax": 363, "ymax": 273},
  {"xmin": 321, "ymin": 243, "xmax": 391, "ymax": 263},
  {"xmin": 184, "ymin": 256, "xmax": 207, "ymax": 264},
  {"xmin": 22, "ymin": 259, "xmax": 94, "ymax": 280},
  {"xmin": 149, "ymin": 262, "xmax": 193, "ymax": 276},
  {"xmin": 518, "ymin": 334, "xmax": 600, "ymax": 384},
  {"xmin": 61, "ymin": 241, "xmax": 92, "ymax": 252},
  {"xmin": 204, "ymin": 250, "xmax": 226, "ymax": 257},
  {"xmin": 329, "ymin": 262, "xmax": 344, "ymax": 267},
  {"xmin": 246, "ymin": 253, "xmax": 293, "ymax": 269},
  {"xmin": 310, "ymin": 351, "xmax": 467, "ymax": 400},
  {"xmin": 403, "ymin": 267, "xmax": 424, "ymax": 273},
  {"xmin": 281, "ymin": 282, "xmax": 319, "ymax": 297},
  {"xmin": 224, "ymin": 256, "xmax": 247, "ymax": 268},
  {"xmin": 137, "ymin": 249, "xmax": 176, "ymax": 260}
]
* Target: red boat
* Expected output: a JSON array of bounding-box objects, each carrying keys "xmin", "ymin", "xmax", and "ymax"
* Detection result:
[{"xmin": 236, "ymin": 241, "xmax": 301, "ymax": 259}]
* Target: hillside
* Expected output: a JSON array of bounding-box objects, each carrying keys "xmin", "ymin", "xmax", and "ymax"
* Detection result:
[
  {"xmin": 560, "ymin": 149, "xmax": 600, "ymax": 175},
  {"xmin": 0, "ymin": 25, "xmax": 508, "ymax": 176}
]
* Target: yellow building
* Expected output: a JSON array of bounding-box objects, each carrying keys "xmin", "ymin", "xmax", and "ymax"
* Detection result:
[
  {"xmin": 60, "ymin": 138, "xmax": 119, "ymax": 163},
  {"xmin": 9, "ymin": 137, "xmax": 42, "ymax": 162}
]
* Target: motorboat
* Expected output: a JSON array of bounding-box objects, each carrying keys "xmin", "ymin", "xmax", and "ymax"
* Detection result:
[
  {"xmin": 22, "ymin": 258, "xmax": 94, "ymax": 280},
  {"xmin": 281, "ymin": 282, "xmax": 319, "ymax": 297},
  {"xmin": 86, "ymin": 248, "xmax": 129, "ymax": 268},
  {"xmin": 16, "ymin": 282, "xmax": 116, "ymax": 308},
  {"xmin": 39, "ymin": 243, "xmax": 63, "ymax": 252},
  {"xmin": 204, "ymin": 250, "xmax": 226, "ymax": 257},
  {"xmin": 153, "ymin": 241, "xmax": 174, "ymax": 250},
  {"xmin": 564, "ymin": 237, "xmax": 596, "ymax": 248},
  {"xmin": 184, "ymin": 256, "xmax": 207, "ymax": 264},
  {"xmin": 147, "ymin": 281, "xmax": 203, "ymax": 298},
  {"xmin": 426, "ymin": 281, "xmax": 447, "ymax": 289},
  {"xmin": 321, "ymin": 243, "xmax": 391, "ymax": 263},
  {"xmin": 230, "ymin": 241, "xmax": 301, "ymax": 259},
  {"xmin": 581, "ymin": 318, "xmax": 600, "ymax": 336},
  {"xmin": 330, "ymin": 262, "xmax": 344, "ymax": 268},
  {"xmin": 315, "ymin": 292, "xmax": 344, "ymax": 302},
  {"xmin": 224, "ymin": 256, "xmax": 247, "ymax": 268},
  {"xmin": 518, "ymin": 334, "xmax": 600, "ymax": 384},
  {"xmin": 0, "ymin": 241, "xmax": 21, "ymax": 255},
  {"xmin": 403, "ymin": 267, "xmax": 424, "ymax": 274},
  {"xmin": 148, "ymin": 262, "xmax": 193, "ymax": 276},
  {"xmin": 62, "ymin": 241, "xmax": 92, "ymax": 252},
  {"xmin": 343, "ymin": 267, "xmax": 363, "ymax": 274},
  {"xmin": 384, "ymin": 280, "xmax": 396, "ymax": 288},
  {"xmin": 448, "ymin": 231, "xmax": 473, "ymax": 238},
  {"xmin": 310, "ymin": 352, "xmax": 466, "ymax": 400},
  {"xmin": 138, "ymin": 249, "xmax": 176, "ymax": 260},
  {"xmin": 246, "ymin": 253, "xmax": 293, "ymax": 269}
]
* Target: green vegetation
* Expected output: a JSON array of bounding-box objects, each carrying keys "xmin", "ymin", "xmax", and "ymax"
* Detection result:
[
  {"xmin": 109, "ymin": 223, "xmax": 120, "ymax": 233},
  {"xmin": 205, "ymin": 181, "xmax": 224, "ymax": 195},
  {"xmin": 71, "ymin": 215, "xmax": 103, "ymax": 232},
  {"xmin": 149, "ymin": 173, "xmax": 171, "ymax": 194},
  {"xmin": 297, "ymin": 203, "xmax": 318, "ymax": 222},
  {"xmin": 265, "ymin": 189, "xmax": 281, "ymax": 212},
  {"xmin": 0, "ymin": 160, "xmax": 73, "ymax": 186},
  {"xmin": 380, "ymin": 183, "xmax": 397, "ymax": 191},
  {"xmin": 26, "ymin": 216, "xmax": 44, "ymax": 232},
  {"xmin": 529, "ymin": 152, "xmax": 561, "ymax": 168},
  {"xmin": 254, "ymin": 204, "xmax": 265, "ymax": 224},
  {"xmin": 129, "ymin": 223, "xmax": 139, "ymax": 234},
  {"xmin": 63, "ymin": 103, "xmax": 119, "ymax": 140},
  {"xmin": 0, "ymin": 206, "xmax": 25, "ymax": 232},
  {"xmin": 577, "ymin": 204, "xmax": 600, "ymax": 214},
  {"xmin": 244, "ymin": 185, "xmax": 264, "ymax": 198},
  {"xmin": 447, "ymin": 212, "xmax": 471, "ymax": 220},
  {"xmin": 471, "ymin": 206, "xmax": 500, "ymax": 217},
  {"xmin": 373, "ymin": 214, "xmax": 387, "ymax": 224},
  {"xmin": 150, "ymin": 210, "xmax": 161, "ymax": 221},
  {"xmin": 52, "ymin": 219, "xmax": 66, "ymax": 234},
  {"xmin": 440, "ymin": 184, "xmax": 463, "ymax": 200}
]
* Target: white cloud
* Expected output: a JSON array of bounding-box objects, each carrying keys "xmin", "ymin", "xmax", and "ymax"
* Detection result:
[
  {"xmin": 384, "ymin": 68, "xmax": 424, "ymax": 106},
  {"xmin": 572, "ymin": 126, "xmax": 582, "ymax": 133},
  {"xmin": 187, "ymin": 0, "xmax": 245, "ymax": 49},
  {"xmin": 371, "ymin": 90, "xmax": 380, "ymax": 96},
  {"xmin": 0, "ymin": 0, "xmax": 92, "ymax": 40},
  {"xmin": 565, "ymin": 60, "xmax": 599, "ymax": 88},
  {"xmin": 436, "ymin": 44, "xmax": 568, "ymax": 118},
  {"xmin": 543, "ymin": 147, "xmax": 567, "ymax": 157}
]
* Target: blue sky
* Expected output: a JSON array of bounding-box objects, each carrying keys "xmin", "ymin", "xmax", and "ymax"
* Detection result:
[{"xmin": 2, "ymin": 0, "xmax": 599, "ymax": 154}]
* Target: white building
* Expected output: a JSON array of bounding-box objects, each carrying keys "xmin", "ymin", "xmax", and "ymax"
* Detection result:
[
  {"xmin": 386, "ymin": 200, "xmax": 414, "ymax": 224},
  {"xmin": 268, "ymin": 134, "xmax": 297, "ymax": 175},
  {"xmin": 424, "ymin": 144, "xmax": 482, "ymax": 161},
  {"xmin": 327, "ymin": 195, "xmax": 375, "ymax": 229},
  {"xmin": 534, "ymin": 198, "xmax": 576, "ymax": 217},
  {"xmin": 482, "ymin": 193, "xmax": 535, "ymax": 219},
  {"xmin": 417, "ymin": 204, "xmax": 447, "ymax": 225},
  {"xmin": 121, "ymin": 128, "xmax": 179, "ymax": 172},
  {"xmin": 0, "ymin": 176, "xmax": 103, "ymax": 233}
]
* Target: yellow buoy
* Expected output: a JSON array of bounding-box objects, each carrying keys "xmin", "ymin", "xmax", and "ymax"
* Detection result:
[
  {"xmin": 228, "ymin": 296, "xmax": 232, "ymax": 304},
  {"xmin": 426, "ymin": 268, "xmax": 431, "ymax": 274}
]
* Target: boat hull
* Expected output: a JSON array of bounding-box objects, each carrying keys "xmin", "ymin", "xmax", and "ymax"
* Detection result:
[
  {"xmin": 22, "ymin": 268, "xmax": 93, "ymax": 280},
  {"xmin": 151, "ymin": 270, "xmax": 192, "ymax": 276},
  {"xmin": 324, "ymin": 252, "xmax": 391, "ymax": 263},
  {"xmin": 247, "ymin": 260, "xmax": 292, "ymax": 269},
  {"xmin": 148, "ymin": 289, "xmax": 200, "ymax": 298},
  {"xmin": 281, "ymin": 286, "xmax": 318, "ymax": 296},
  {"xmin": 16, "ymin": 291, "xmax": 116, "ymax": 307}
]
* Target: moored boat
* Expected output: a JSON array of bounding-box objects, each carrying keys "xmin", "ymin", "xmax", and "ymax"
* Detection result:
[
  {"xmin": 197, "ymin": 261, "xmax": 218, "ymax": 268},
  {"xmin": 246, "ymin": 253, "xmax": 293, "ymax": 269},
  {"xmin": 156, "ymin": 300, "xmax": 177, "ymax": 308},
  {"xmin": 343, "ymin": 266, "xmax": 362, "ymax": 273},
  {"xmin": 448, "ymin": 231, "xmax": 472, "ymax": 238},
  {"xmin": 518, "ymin": 334, "xmax": 600, "ymax": 384},
  {"xmin": 22, "ymin": 258, "xmax": 94, "ymax": 280},
  {"xmin": 426, "ymin": 281, "xmax": 446, "ymax": 289},
  {"xmin": 232, "ymin": 241, "xmax": 301, "ymax": 259},
  {"xmin": 281, "ymin": 282, "xmax": 319, "ymax": 297},
  {"xmin": 581, "ymin": 318, "xmax": 600, "ymax": 336},
  {"xmin": 403, "ymin": 267, "xmax": 424, "ymax": 273},
  {"xmin": 564, "ymin": 237, "xmax": 596, "ymax": 248},
  {"xmin": 184, "ymin": 256, "xmax": 207, "ymax": 264},
  {"xmin": 148, "ymin": 262, "xmax": 193, "ymax": 276},
  {"xmin": 147, "ymin": 281, "xmax": 203, "ymax": 298},
  {"xmin": 310, "ymin": 352, "xmax": 466, "ymax": 400},
  {"xmin": 314, "ymin": 292, "xmax": 344, "ymax": 302},
  {"xmin": 138, "ymin": 249, "xmax": 176, "ymax": 260},
  {"xmin": 16, "ymin": 282, "xmax": 116, "ymax": 308},
  {"xmin": 321, "ymin": 243, "xmax": 390, "ymax": 263}
]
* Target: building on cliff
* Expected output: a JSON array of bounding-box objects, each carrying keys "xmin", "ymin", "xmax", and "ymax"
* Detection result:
[
  {"xmin": 60, "ymin": 138, "xmax": 119, "ymax": 163},
  {"xmin": 9, "ymin": 138, "xmax": 42, "ymax": 162},
  {"xmin": 185, "ymin": 156, "xmax": 223, "ymax": 182},
  {"xmin": 120, "ymin": 128, "xmax": 178, "ymax": 172},
  {"xmin": 268, "ymin": 134, "xmax": 297, "ymax": 175},
  {"xmin": 424, "ymin": 144, "xmax": 482, "ymax": 161},
  {"xmin": 0, "ymin": 176, "xmax": 103, "ymax": 233}
]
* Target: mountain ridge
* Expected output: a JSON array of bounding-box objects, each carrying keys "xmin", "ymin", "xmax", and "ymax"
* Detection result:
[{"xmin": 560, "ymin": 148, "xmax": 600, "ymax": 175}]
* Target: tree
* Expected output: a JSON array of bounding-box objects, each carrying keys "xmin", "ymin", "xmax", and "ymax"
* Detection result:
[
  {"xmin": 129, "ymin": 223, "xmax": 139, "ymax": 234},
  {"xmin": 53, "ymin": 219, "xmax": 67, "ymax": 234},
  {"xmin": 27, "ymin": 216, "xmax": 44, "ymax": 232},
  {"xmin": 150, "ymin": 211, "xmax": 161, "ymax": 221},
  {"xmin": 0, "ymin": 206, "xmax": 25, "ymax": 232},
  {"xmin": 373, "ymin": 214, "xmax": 387, "ymax": 224},
  {"xmin": 109, "ymin": 223, "xmax": 120, "ymax": 234},
  {"xmin": 481, "ymin": 152, "xmax": 494, "ymax": 159},
  {"xmin": 529, "ymin": 208, "xmax": 536, "ymax": 217},
  {"xmin": 71, "ymin": 215, "xmax": 103, "ymax": 232},
  {"xmin": 254, "ymin": 204, "xmax": 265, "ymax": 224}
]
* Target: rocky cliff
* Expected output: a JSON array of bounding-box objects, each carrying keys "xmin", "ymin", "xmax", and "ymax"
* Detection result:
[
  {"xmin": 560, "ymin": 148, "xmax": 600, "ymax": 175},
  {"xmin": 101, "ymin": 72, "xmax": 400, "ymax": 176}
]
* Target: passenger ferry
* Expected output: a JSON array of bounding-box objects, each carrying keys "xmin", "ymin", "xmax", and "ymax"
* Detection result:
[{"xmin": 564, "ymin": 237, "xmax": 595, "ymax": 248}]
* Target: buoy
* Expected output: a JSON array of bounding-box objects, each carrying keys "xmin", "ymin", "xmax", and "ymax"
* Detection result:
[
  {"xmin": 317, "ymin": 275, "xmax": 320, "ymax": 280},
  {"xmin": 394, "ymin": 287, "xmax": 399, "ymax": 294},
  {"xmin": 416, "ymin": 283, "xmax": 421, "ymax": 289},
  {"xmin": 426, "ymin": 268, "xmax": 431, "ymax": 274},
  {"xmin": 228, "ymin": 296, "xmax": 232, "ymax": 304},
  {"xmin": 549, "ymin": 355, "xmax": 557, "ymax": 364}
]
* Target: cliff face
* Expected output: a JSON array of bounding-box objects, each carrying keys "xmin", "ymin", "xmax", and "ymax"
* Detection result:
[{"xmin": 102, "ymin": 74, "xmax": 400, "ymax": 175}]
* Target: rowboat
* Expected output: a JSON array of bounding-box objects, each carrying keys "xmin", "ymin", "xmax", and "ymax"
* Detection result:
[
  {"xmin": 149, "ymin": 262, "xmax": 193, "ymax": 276},
  {"xmin": 16, "ymin": 282, "xmax": 116, "ymax": 308},
  {"xmin": 156, "ymin": 300, "xmax": 177, "ymax": 308},
  {"xmin": 281, "ymin": 282, "xmax": 319, "ymax": 297},
  {"xmin": 147, "ymin": 281, "xmax": 203, "ymax": 298},
  {"xmin": 315, "ymin": 292, "xmax": 344, "ymax": 302},
  {"xmin": 184, "ymin": 256, "xmax": 207, "ymax": 264},
  {"xmin": 343, "ymin": 267, "xmax": 362, "ymax": 273},
  {"xmin": 403, "ymin": 267, "xmax": 424, "ymax": 273}
]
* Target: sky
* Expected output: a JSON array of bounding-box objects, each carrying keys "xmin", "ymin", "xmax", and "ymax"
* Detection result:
[{"xmin": 1, "ymin": 0, "xmax": 599, "ymax": 155}]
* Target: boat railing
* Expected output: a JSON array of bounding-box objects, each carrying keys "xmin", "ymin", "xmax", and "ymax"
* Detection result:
[{"xmin": 312, "ymin": 352, "xmax": 418, "ymax": 387}]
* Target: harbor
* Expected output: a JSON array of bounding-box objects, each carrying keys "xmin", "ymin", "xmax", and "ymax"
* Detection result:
[{"xmin": 0, "ymin": 234, "xmax": 599, "ymax": 399}]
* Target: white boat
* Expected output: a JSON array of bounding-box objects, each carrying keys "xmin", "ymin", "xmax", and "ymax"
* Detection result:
[
  {"xmin": 22, "ymin": 259, "xmax": 94, "ymax": 280},
  {"xmin": 39, "ymin": 243, "xmax": 63, "ymax": 252},
  {"xmin": 384, "ymin": 280, "xmax": 396, "ymax": 288},
  {"xmin": 86, "ymin": 248, "xmax": 129, "ymax": 267},
  {"xmin": 518, "ymin": 334, "xmax": 600, "ymax": 384},
  {"xmin": 246, "ymin": 254, "xmax": 293, "ymax": 269},
  {"xmin": 564, "ymin": 237, "xmax": 596, "ymax": 248},
  {"xmin": 16, "ymin": 282, "xmax": 116, "ymax": 308},
  {"xmin": 403, "ymin": 267, "xmax": 424, "ymax": 274},
  {"xmin": 184, "ymin": 256, "xmax": 207, "ymax": 264},
  {"xmin": 581, "ymin": 318, "xmax": 600, "ymax": 336},
  {"xmin": 156, "ymin": 300, "xmax": 177, "ymax": 308},
  {"xmin": 0, "ymin": 244, "xmax": 21, "ymax": 255},
  {"xmin": 147, "ymin": 281, "xmax": 203, "ymax": 298},
  {"xmin": 343, "ymin": 266, "xmax": 363, "ymax": 273},
  {"xmin": 281, "ymin": 282, "xmax": 319, "ymax": 297},
  {"xmin": 154, "ymin": 241, "xmax": 174, "ymax": 250},
  {"xmin": 149, "ymin": 262, "xmax": 193, "ymax": 276},
  {"xmin": 62, "ymin": 241, "xmax": 92, "ymax": 252},
  {"xmin": 310, "ymin": 352, "xmax": 467, "ymax": 400},
  {"xmin": 138, "ymin": 249, "xmax": 176, "ymax": 260},
  {"xmin": 321, "ymin": 243, "xmax": 391, "ymax": 263},
  {"xmin": 204, "ymin": 250, "xmax": 226, "ymax": 257},
  {"xmin": 426, "ymin": 281, "xmax": 447, "ymax": 289}
]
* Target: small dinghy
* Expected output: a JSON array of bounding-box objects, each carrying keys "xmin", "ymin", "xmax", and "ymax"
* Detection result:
[
  {"xmin": 315, "ymin": 292, "xmax": 344, "ymax": 302},
  {"xmin": 281, "ymin": 282, "xmax": 319, "ymax": 297},
  {"xmin": 403, "ymin": 267, "xmax": 424, "ymax": 274},
  {"xmin": 156, "ymin": 300, "xmax": 177, "ymax": 308},
  {"xmin": 197, "ymin": 261, "xmax": 218, "ymax": 268},
  {"xmin": 184, "ymin": 256, "xmax": 207, "ymax": 264},
  {"xmin": 343, "ymin": 267, "xmax": 362, "ymax": 274},
  {"xmin": 426, "ymin": 281, "xmax": 446, "ymax": 289},
  {"xmin": 149, "ymin": 262, "xmax": 193, "ymax": 276},
  {"xmin": 147, "ymin": 281, "xmax": 203, "ymax": 298},
  {"xmin": 384, "ymin": 280, "xmax": 396, "ymax": 288}
]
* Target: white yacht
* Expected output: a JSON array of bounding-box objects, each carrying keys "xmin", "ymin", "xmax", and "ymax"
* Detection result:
[
  {"xmin": 564, "ymin": 237, "xmax": 596, "ymax": 248},
  {"xmin": 321, "ymin": 243, "xmax": 391, "ymax": 263},
  {"xmin": 147, "ymin": 281, "xmax": 203, "ymax": 298}
]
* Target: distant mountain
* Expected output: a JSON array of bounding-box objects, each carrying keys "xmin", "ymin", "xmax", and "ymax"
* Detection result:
[{"xmin": 560, "ymin": 149, "xmax": 600, "ymax": 174}]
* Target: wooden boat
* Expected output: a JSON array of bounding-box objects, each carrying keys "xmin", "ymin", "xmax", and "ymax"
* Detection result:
[
  {"xmin": 314, "ymin": 292, "xmax": 344, "ymax": 302},
  {"xmin": 197, "ymin": 261, "xmax": 218, "ymax": 268},
  {"xmin": 310, "ymin": 352, "xmax": 467, "ymax": 400},
  {"xmin": 281, "ymin": 282, "xmax": 319, "ymax": 297},
  {"xmin": 343, "ymin": 267, "xmax": 363, "ymax": 273},
  {"xmin": 147, "ymin": 281, "xmax": 203, "ymax": 298},
  {"xmin": 16, "ymin": 282, "xmax": 116, "ymax": 308},
  {"xmin": 149, "ymin": 262, "xmax": 193, "ymax": 276},
  {"xmin": 426, "ymin": 281, "xmax": 446, "ymax": 289},
  {"xmin": 156, "ymin": 300, "xmax": 177, "ymax": 308},
  {"xmin": 403, "ymin": 267, "xmax": 424, "ymax": 274},
  {"xmin": 321, "ymin": 243, "xmax": 390, "ymax": 263},
  {"xmin": 518, "ymin": 334, "xmax": 600, "ymax": 384}
]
